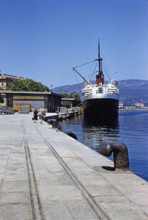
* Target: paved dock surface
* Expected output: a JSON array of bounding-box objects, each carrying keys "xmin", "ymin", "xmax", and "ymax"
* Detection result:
[{"xmin": 0, "ymin": 114, "xmax": 148, "ymax": 220}]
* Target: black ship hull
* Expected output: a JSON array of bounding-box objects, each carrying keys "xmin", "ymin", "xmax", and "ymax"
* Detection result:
[{"xmin": 83, "ymin": 98, "xmax": 119, "ymax": 122}]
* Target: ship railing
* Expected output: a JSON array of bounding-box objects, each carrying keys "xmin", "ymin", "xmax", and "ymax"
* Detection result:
[
  {"xmin": 101, "ymin": 87, "xmax": 119, "ymax": 94},
  {"xmin": 82, "ymin": 90, "xmax": 93, "ymax": 94},
  {"xmin": 83, "ymin": 91, "xmax": 93, "ymax": 96},
  {"xmin": 102, "ymin": 87, "xmax": 109, "ymax": 93},
  {"xmin": 108, "ymin": 90, "xmax": 119, "ymax": 94}
]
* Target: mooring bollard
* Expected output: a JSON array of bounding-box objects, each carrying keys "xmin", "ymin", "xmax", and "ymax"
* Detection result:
[
  {"xmin": 99, "ymin": 141, "xmax": 130, "ymax": 170},
  {"xmin": 66, "ymin": 132, "xmax": 77, "ymax": 140}
]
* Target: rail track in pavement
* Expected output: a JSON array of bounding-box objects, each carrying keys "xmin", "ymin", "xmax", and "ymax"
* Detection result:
[{"xmin": 22, "ymin": 121, "xmax": 111, "ymax": 220}]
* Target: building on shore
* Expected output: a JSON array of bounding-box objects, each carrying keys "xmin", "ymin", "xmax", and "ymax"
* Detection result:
[
  {"xmin": 0, "ymin": 73, "xmax": 62, "ymax": 112},
  {"xmin": 0, "ymin": 90, "xmax": 61, "ymax": 113},
  {"xmin": 135, "ymin": 102, "xmax": 145, "ymax": 108},
  {"xmin": 119, "ymin": 101, "xmax": 124, "ymax": 109},
  {"xmin": 61, "ymin": 97, "xmax": 81, "ymax": 108},
  {"xmin": 0, "ymin": 73, "xmax": 82, "ymax": 113},
  {"xmin": 0, "ymin": 90, "xmax": 61, "ymax": 112},
  {"xmin": 0, "ymin": 73, "xmax": 26, "ymax": 90}
]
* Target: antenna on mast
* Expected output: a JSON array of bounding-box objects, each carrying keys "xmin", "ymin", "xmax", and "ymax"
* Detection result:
[
  {"xmin": 98, "ymin": 38, "xmax": 100, "ymax": 61},
  {"xmin": 96, "ymin": 39, "xmax": 104, "ymax": 84}
]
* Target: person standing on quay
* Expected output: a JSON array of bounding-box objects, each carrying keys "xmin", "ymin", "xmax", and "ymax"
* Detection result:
[{"xmin": 33, "ymin": 108, "xmax": 38, "ymax": 122}]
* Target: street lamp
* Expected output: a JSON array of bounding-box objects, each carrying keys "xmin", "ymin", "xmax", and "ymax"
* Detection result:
[{"xmin": 51, "ymin": 84, "xmax": 53, "ymax": 92}]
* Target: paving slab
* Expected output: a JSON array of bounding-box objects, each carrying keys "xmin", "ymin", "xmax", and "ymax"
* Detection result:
[{"xmin": 0, "ymin": 113, "xmax": 148, "ymax": 220}]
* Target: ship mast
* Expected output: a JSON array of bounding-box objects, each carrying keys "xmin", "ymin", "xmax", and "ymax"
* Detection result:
[{"xmin": 96, "ymin": 40, "xmax": 104, "ymax": 84}]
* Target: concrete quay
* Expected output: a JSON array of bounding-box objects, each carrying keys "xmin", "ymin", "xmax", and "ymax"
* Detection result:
[{"xmin": 0, "ymin": 113, "xmax": 148, "ymax": 220}]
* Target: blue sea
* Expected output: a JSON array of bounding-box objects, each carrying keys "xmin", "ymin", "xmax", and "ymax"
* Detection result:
[{"xmin": 58, "ymin": 110, "xmax": 148, "ymax": 181}]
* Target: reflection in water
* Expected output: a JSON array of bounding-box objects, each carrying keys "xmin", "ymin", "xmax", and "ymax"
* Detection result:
[
  {"xmin": 58, "ymin": 111, "xmax": 148, "ymax": 181},
  {"xmin": 83, "ymin": 116, "xmax": 119, "ymax": 128},
  {"xmin": 58, "ymin": 115, "xmax": 119, "ymax": 153},
  {"xmin": 82, "ymin": 117, "xmax": 119, "ymax": 152}
]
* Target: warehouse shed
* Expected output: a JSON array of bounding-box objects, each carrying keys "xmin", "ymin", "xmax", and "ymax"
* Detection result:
[{"xmin": 0, "ymin": 90, "xmax": 61, "ymax": 113}]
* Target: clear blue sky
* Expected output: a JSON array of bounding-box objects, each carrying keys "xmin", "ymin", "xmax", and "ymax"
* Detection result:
[{"xmin": 0, "ymin": 0, "xmax": 148, "ymax": 88}]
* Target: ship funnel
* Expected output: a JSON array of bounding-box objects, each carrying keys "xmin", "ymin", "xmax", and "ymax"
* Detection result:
[{"xmin": 96, "ymin": 71, "xmax": 104, "ymax": 84}]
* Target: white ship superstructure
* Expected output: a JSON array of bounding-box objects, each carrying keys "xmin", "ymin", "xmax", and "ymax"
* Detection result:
[{"xmin": 73, "ymin": 42, "xmax": 119, "ymax": 121}]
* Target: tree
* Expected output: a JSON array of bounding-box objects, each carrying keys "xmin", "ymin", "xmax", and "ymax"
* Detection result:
[
  {"xmin": 60, "ymin": 91, "xmax": 69, "ymax": 97},
  {"xmin": 69, "ymin": 91, "xmax": 80, "ymax": 101},
  {"xmin": 8, "ymin": 79, "xmax": 50, "ymax": 92},
  {"xmin": 60, "ymin": 91, "xmax": 80, "ymax": 100}
]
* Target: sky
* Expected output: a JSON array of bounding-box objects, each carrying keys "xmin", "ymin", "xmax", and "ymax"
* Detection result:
[{"xmin": 0, "ymin": 0, "xmax": 148, "ymax": 89}]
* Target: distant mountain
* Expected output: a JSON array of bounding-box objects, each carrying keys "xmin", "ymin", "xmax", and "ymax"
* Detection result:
[
  {"xmin": 53, "ymin": 83, "xmax": 83, "ymax": 96},
  {"xmin": 53, "ymin": 79, "xmax": 148, "ymax": 106},
  {"xmin": 118, "ymin": 80, "xmax": 148, "ymax": 105}
]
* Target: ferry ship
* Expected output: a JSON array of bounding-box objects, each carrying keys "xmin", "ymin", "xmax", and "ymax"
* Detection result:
[{"xmin": 73, "ymin": 42, "xmax": 119, "ymax": 122}]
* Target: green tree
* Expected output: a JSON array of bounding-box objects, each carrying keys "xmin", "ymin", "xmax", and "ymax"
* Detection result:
[
  {"xmin": 8, "ymin": 79, "xmax": 50, "ymax": 92},
  {"xmin": 69, "ymin": 91, "xmax": 80, "ymax": 101},
  {"xmin": 60, "ymin": 91, "xmax": 69, "ymax": 97}
]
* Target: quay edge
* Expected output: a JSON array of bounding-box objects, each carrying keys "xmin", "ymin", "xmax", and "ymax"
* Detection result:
[{"xmin": 0, "ymin": 113, "xmax": 147, "ymax": 220}]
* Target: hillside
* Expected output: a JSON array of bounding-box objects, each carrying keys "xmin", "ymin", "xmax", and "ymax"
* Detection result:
[{"xmin": 53, "ymin": 79, "xmax": 148, "ymax": 106}]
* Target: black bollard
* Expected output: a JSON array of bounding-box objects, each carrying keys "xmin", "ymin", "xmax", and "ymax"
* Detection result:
[
  {"xmin": 99, "ymin": 141, "xmax": 130, "ymax": 170},
  {"xmin": 66, "ymin": 132, "xmax": 77, "ymax": 140}
]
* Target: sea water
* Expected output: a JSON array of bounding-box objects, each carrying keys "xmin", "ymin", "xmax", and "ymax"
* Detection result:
[{"xmin": 58, "ymin": 110, "xmax": 148, "ymax": 181}]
